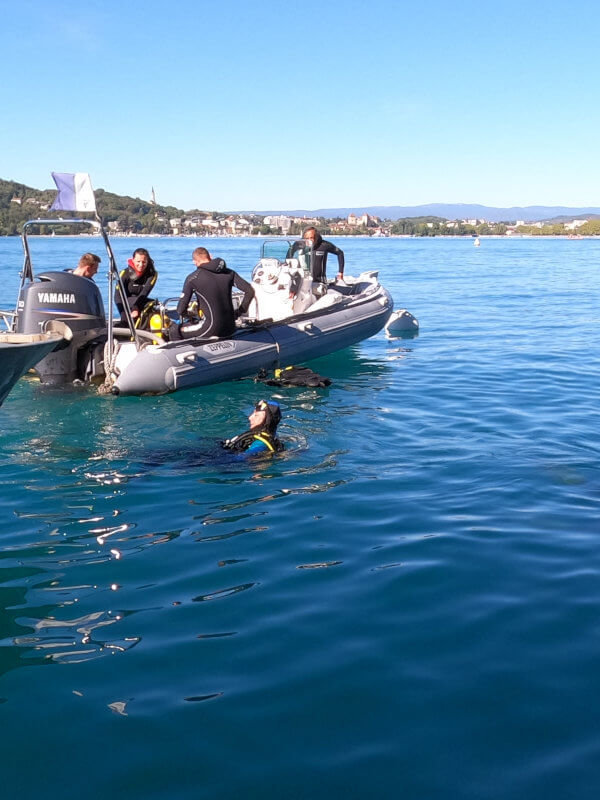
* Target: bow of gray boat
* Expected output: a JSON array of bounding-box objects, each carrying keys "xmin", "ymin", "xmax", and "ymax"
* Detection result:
[{"xmin": 0, "ymin": 331, "xmax": 64, "ymax": 406}]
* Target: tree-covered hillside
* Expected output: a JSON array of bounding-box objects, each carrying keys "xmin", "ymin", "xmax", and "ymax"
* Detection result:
[
  {"xmin": 94, "ymin": 188, "xmax": 184, "ymax": 235},
  {"xmin": 0, "ymin": 178, "xmax": 185, "ymax": 235},
  {"xmin": 0, "ymin": 179, "xmax": 56, "ymax": 235},
  {"xmin": 2, "ymin": 177, "xmax": 598, "ymax": 238}
]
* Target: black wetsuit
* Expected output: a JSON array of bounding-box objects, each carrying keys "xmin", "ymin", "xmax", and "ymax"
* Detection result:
[
  {"xmin": 222, "ymin": 429, "xmax": 283, "ymax": 455},
  {"xmin": 175, "ymin": 258, "xmax": 254, "ymax": 339},
  {"xmin": 290, "ymin": 234, "xmax": 344, "ymax": 283},
  {"xmin": 115, "ymin": 264, "xmax": 158, "ymax": 322},
  {"xmin": 312, "ymin": 238, "xmax": 344, "ymax": 283}
]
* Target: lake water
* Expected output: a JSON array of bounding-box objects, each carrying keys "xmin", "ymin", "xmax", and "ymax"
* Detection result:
[{"xmin": 1, "ymin": 235, "xmax": 599, "ymax": 799}]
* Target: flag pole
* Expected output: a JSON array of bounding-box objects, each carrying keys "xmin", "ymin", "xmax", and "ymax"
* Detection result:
[
  {"xmin": 96, "ymin": 213, "xmax": 140, "ymax": 367},
  {"xmin": 48, "ymin": 173, "xmax": 141, "ymax": 372}
]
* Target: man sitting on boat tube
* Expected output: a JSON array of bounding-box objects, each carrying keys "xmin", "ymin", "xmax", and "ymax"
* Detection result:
[{"xmin": 171, "ymin": 247, "xmax": 254, "ymax": 340}]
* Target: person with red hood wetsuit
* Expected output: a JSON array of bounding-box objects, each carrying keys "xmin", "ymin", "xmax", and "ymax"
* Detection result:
[
  {"xmin": 302, "ymin": 226, "xmax": 344, "ymax": 284},
  {"xmin": 172, "ymin": 247, "xmax": 255, "ymax": 340},
  {"xmin": 114, "ymin": 247, "xmax": 158, "ymax": 327}
]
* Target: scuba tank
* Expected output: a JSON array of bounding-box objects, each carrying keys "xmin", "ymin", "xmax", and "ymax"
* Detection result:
[{"xmin": 148, "ymin": 306, "xmax": 173, "ymax": 341}]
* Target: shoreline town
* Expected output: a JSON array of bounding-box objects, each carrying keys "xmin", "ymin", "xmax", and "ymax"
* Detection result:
[{"xmin": 1, "ymin": 180, "xmax": 597, "ymax": 238}]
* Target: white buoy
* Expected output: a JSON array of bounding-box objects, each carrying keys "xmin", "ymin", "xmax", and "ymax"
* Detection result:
[{"xmin": 385, "ymin": 309, "xmax": 419, "ymax": 337}]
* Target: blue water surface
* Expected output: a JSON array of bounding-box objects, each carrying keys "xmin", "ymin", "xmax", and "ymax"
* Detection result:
[{"xmin": 1, "ymin": 235, "xmax": 599, "ymax": 799}]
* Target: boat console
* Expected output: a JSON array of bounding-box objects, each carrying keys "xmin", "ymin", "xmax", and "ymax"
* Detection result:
[{"xmin": 247, "ymin": 238, "xmax": 321, "ymax": 321}]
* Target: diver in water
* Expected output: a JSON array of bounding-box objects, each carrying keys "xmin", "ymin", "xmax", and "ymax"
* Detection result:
[
  {"xmin": 139, "ymin": 400, "xmax": 283, "ymax": 471},
  {"xmin": 222, "ymin": 399, "xmax": 284, "ymax": 455}
]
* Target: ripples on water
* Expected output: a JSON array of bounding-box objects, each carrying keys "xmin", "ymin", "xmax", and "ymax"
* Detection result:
[{"xmin": 1, "ymin": 237, "xmax": 600, "ymax": 798}]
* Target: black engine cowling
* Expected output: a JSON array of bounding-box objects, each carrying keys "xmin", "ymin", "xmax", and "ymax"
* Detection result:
[{"xmin": 16, "ymin": 271, "xmax": 106, "ymax": 384}]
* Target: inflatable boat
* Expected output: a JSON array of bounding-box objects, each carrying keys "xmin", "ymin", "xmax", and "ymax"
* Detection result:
[
  {"xmin": 9, "ymin": 231, "xmax": 403, "ymax": 397},
  {"xmin": 110, "ymin": 244, "xmax": 394, "ymax": 395},
  {"xmin": 7, "ymin": 174, "xmax": 416, "ymax": 397}
]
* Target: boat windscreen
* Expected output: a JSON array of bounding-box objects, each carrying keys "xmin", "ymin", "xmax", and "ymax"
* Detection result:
[
  {"xmin": 261, "ymin": 240, "xmax": 293, "ymax": 261},
  {"xmin": 260, "ymin": 239, "xmax": 313, "ymax": 274}
]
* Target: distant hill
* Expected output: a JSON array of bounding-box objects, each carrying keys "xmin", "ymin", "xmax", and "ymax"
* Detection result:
[
  {"xmin": 234, "ymin": 203, "xmax": 600, "ymax": 223},
  {"xmin": 0, "ymin": 177, "xmax": 184, "ymax": 236},
  {"xmin": 543, "ymin": 213, "xmax": 600, "ymax": 224}
]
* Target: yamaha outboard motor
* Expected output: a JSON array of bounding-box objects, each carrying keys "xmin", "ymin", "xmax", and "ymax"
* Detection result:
[{"xmin": 16, "ymin": 271, "xmax": 106, "ymax": 385}]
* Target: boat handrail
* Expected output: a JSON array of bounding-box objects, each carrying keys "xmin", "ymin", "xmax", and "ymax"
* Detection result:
[
  {"xmin": 111, "ymin": 327, "xmax": 165, "ymax": 346},
  {"xmin": 0, "ymin": 310, "xmax": 16, "ymax": 331},
  {"xmin": 22, "ymin": 217, "xmax": 102, "ymax": 231},
  {"xmin": 18, "ymin": 215, "xmax": 142, "ymax": 358}
]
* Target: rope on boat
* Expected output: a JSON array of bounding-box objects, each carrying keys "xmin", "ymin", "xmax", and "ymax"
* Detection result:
[
  {"xmin": 97, "ymin": 338, "xmax": 119, "ymax": 395},
  {"xmin": 97, "ymin": 328, "xmax": 164, "ymax": 396}
]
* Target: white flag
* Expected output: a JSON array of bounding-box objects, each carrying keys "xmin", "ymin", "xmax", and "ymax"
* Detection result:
[{"xmin": 50, "ymin": 172, "xmax": 96, "ymax": 212}]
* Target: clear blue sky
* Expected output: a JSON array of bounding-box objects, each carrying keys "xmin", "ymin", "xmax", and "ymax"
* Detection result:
[{"xmin": 2, "ymin": 0, "xmax": 600, "ymax": 211}]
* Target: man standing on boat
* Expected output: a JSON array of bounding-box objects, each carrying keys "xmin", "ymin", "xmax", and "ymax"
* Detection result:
[
  {"xmin": 172, "ymin": 247, "xmax": 254, "ymax": 340},
  {"xmin": 302, "ymin": 227, "xmax": 344, "ymax": 284}
]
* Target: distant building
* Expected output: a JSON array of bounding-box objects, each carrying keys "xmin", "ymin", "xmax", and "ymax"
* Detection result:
[
  {"xmin": 224, "ymin": 216, "xmax": 252, "ymax": 234},
  {"xmin": 264, "ymin": 215, "xmax": 293, "ymax": 233},
  {"xmin": 294, "ymin": 217, "xmax": 320, "ymax": 227},
  {"xmin": 565, "ymin": 219, "xmax": 587, "ymax": 230},
  {"xmin": 347, "ymin": 213, "xmax": 379, "ymax": 228}
]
